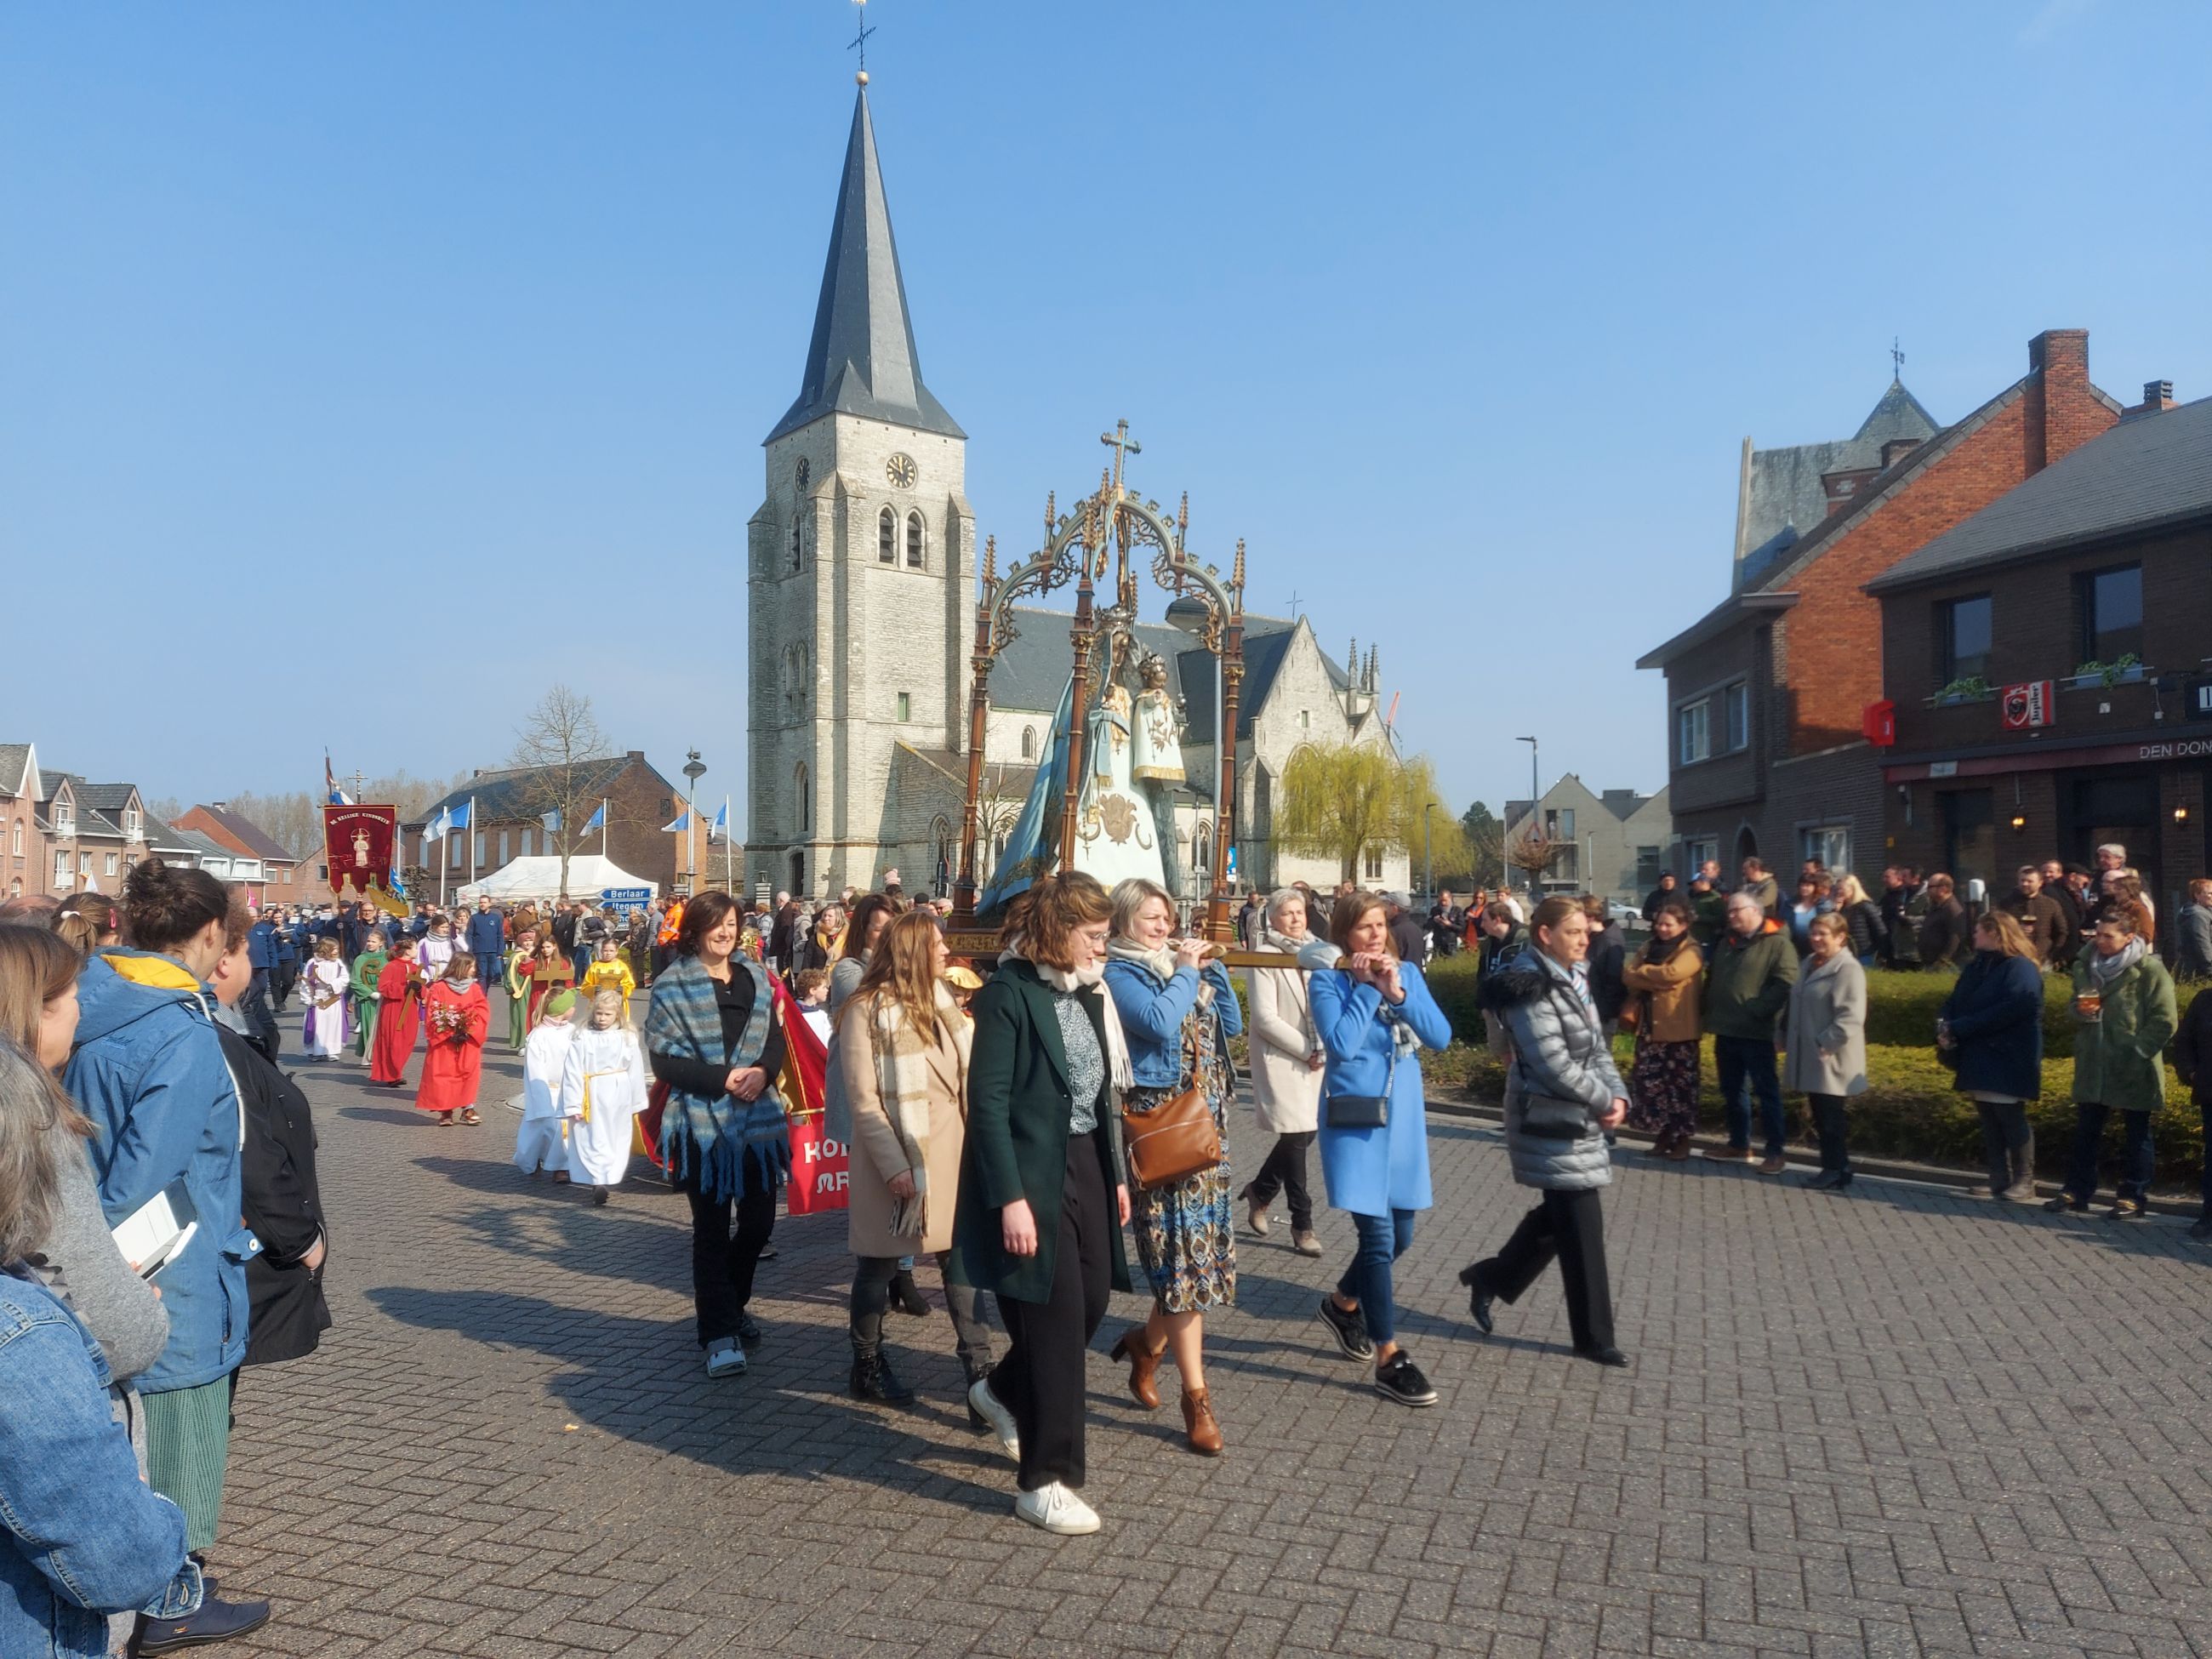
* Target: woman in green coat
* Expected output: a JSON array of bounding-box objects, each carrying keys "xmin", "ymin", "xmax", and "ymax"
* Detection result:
[
  {"xmin": 2052, "ymin": 909, "xmax": 2177, "ymax": 1218},
  {"xmin": 948, "ymin": 871, "xmax": 1132, "ymax": 1537}
]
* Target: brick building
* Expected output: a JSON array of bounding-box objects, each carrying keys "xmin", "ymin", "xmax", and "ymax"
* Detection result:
[
  {"xmin": 1504, "ymin": 777, "xmax": 1673, "ymax": 904},
  {"xmin": 1639, "ymin": 332, "xmax": 2122, "ymax": 885},
  {"xmin": 405, "ymin": 751, "xmax": 698, "ymax": 898},
  {"xmin": 171, "ymin": 803, "xmax": 308, "ymax": 903},
  {"xmin": 1867, "ymin": 383, "xmax": 2209, "ymax": 918}
]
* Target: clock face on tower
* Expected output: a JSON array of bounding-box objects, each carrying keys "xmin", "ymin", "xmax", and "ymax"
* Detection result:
[{"xmin": 886, "ymin": 453, "xmax": 917, "ymax": 489}]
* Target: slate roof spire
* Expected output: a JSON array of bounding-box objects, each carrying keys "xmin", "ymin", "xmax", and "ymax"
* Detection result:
[{"xmin": 767, "ymin": 88, "xmax": 963, "ymax": 444}]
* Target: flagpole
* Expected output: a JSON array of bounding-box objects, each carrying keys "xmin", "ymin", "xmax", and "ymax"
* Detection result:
[
  {"xmin": 469, "ymin": 795, "xmax": 477, "ymax": 896},
  {"xmin": 437, "ymin": 809, "xmax": 447, "ymax": 910},
  {"xmin": 601, "ymin": 798, "xmax": 610, "ymax": 858},
  {"xmin": 722, "ymin": 795, "xmax": 733, "ymax": 891}
]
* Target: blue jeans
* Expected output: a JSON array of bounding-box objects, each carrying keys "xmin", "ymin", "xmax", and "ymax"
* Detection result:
[
  {"xmin": 1335, "ymin": 1209, "xmax": 1416, "ymax": 1346},
  {"xmin": 2064, "ymin": 1103, "xmax": 2154, "ymax": 1205},
  {"xmin": 476, "ymin": 953, "xmax": 504, "ymax": 999},
  {"xmin": 1714, "ymin": 1034, "xmax": 1785, "ymax": 1156}
]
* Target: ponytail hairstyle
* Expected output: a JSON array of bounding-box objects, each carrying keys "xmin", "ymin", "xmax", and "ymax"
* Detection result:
[
  {"xmin": 51, "ymin": 893, "xmax": 119, "ymax": 958},
  {"xmin": 120, "ymin": 858, "xmax": 231, "ymax": 955}
]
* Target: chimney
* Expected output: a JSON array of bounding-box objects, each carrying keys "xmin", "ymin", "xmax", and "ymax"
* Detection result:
[
  {"xmin": 2136, "ymin": 379, "xmax": 2176, "ymax": 416},
  {"xmin": 2023, "ymin": 328, "xmax": 2092, "ymax": 475}
]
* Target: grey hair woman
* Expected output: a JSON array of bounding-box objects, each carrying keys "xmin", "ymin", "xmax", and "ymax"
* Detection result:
[{"xmin": 1240, "ymin": 889, "xmax": 1325, "ymax": 1255}]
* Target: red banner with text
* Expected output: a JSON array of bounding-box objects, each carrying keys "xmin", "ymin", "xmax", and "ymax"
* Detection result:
[{"xmin": 322, "ymin": 804, "xmax": 398, "ymax": 897}]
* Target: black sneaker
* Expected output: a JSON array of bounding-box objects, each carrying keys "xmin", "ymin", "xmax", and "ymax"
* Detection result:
[
  {"xmin": 735, "ymin": 1313, "xmax": 763, "ymax": 1346},
  {"xmin": 1372, "ymin": 1351, "xmax": 1438, "ymax": 1407},
  {"xmin": 1316, "ymin": 1295, "xmax": 1374, "ymax": 1362}
]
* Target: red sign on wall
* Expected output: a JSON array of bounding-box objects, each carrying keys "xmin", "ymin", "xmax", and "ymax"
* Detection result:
[
  {"xmin": 322, "ymin": 804, "xmax": 397, "ymax": 897},
  {"xmin": 2000, "ymin": 681, "xmax": 2055, "ymax": 731},
  {"xmin": 1861, "ymin": 700, "xmax": 1896, "ymax": 747}
]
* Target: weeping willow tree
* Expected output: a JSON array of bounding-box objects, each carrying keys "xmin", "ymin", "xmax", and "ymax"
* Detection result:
[{"xmin": 1275, "ymin": 744, "xmax": 1464, "ymax": 886}]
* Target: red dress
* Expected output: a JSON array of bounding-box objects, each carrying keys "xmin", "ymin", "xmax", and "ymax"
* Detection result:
[
  {"xmin": 416, "ymin": 983, "xmax": 489, "ymax": 1117},
  {"xmin": 370, "ymin": 958, "xmax": 422, "ymax": 1084}
]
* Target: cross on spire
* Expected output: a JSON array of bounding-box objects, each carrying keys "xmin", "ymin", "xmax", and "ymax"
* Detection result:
[
  {"xmin": 849, "ymin": 0, "xmax": 875, "ymax": 82},
  {"xmin": 1100, "ymin": 418, "xmax": 1141, "ymax": 494},
  {"xmin": 1891, "ymin": 335, "xmax": 1905, "ymax": 383}
]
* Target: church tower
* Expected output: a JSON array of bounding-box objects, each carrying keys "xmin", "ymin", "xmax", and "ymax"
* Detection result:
[{"xmin": 745, "ymin": 84, "xmax": 973, "ymax": 900}]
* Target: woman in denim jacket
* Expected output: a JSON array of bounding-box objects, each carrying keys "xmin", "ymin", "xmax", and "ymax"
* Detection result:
[
  {"xmin": 1101, "ymin": 879, "xmax": 1244, "ymax": 1456},
  {"xmin": 1308, "ymin": 892, "xmax": 1453, "ymax": 1408},
  {"xmin": 0, "ymin": 1038, "xmax": 204, "ymax": 1659}
]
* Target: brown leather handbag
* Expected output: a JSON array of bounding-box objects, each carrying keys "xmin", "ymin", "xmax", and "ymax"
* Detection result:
[{"xmin": 1121, "ymin": 1019, "xmax": 1222, "ymax": 1189}]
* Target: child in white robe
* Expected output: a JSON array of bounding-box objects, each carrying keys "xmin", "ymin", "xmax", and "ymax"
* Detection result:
[
  {"xmin": 560, "ymin": 988, "xmax": 649, "ymax": 1206},
  {"xmin": 514, "ymin": 988, "xmax": 579, "ymax": 1179},
  {"xmin": 300, "ymin": 939, "xmax": 351, "ymax": 1061}
]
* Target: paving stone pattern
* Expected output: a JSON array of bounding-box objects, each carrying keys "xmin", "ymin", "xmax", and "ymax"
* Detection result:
[{"xmin": 219, "ymin": 1033, "xmax": 2212, "ymax": 1657}]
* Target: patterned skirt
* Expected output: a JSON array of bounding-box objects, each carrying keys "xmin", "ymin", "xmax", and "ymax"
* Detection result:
[
  {"xmin": 1124, "ymin": 1080, "xmax": 1237, "ymax": 1314},
  {"xmin": 1627, "ymin": 1036, "xmax": 1700, "ymax": 1138}
]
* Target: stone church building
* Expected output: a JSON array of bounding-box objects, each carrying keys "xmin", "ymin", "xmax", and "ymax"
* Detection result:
[{"xmin": 744, "ymin": 87, "xmax": 1406, "ymax": 902}]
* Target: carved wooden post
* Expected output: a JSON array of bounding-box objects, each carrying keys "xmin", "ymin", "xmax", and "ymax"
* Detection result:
[{"xmin": 1209, "ymin": 611, "xmax": 1244, "ymax": 943}]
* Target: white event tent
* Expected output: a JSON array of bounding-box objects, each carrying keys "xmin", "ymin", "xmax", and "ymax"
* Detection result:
[{"xmin": 453, "ymin": 855, "xmax": 657, "ymax": 904}]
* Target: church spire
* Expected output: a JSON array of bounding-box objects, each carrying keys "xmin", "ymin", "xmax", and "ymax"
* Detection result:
[{"xmin": 767, "ymin": 87, "xmax": 964, "ymax": 444}]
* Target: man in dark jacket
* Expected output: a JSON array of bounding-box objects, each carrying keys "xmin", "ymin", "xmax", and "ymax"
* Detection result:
[
  {"xmin": 465, "ymin": 897, "xmax": 507, "ymax": 1001},
  {"xmin": 1880, "ymin": 867, "xmax": 1922, "ymax": 968},
  {"xmin": 2175, "ymin": 879, "xmax": 2212, "ymax": 983},
  {"xmin": 1426, "ymin": 892, "xmax": 1464, "ymax": 958},
  {"xmin": 1641, "ymin": 872, "xmax": 1680, "ymax": 921},
  {"xmin": 2170, "ymin": 978, "xmax": 2212, "ymax": 1242},
  {"xmin": 2039, "ymin": 859, "xmax": 2083, "ymax": 968},
  {"xmin": 1386, "ymin": 893, "xmax": 1428, "ymax": 966},
  {"xmin": 1739, "ymin": 857, "xmax": 1781, "ymax": 921},
  {"xmin": 2001, "ymin": 865, "xmax": 2067, "ymax": 969},
  {"xmin": 1704, "ymin": 892, "xmax": 1799, "ymax": 1172},
  {"xmin": 1687, "ymin": 875, "xmax": 1726, "ymax": 949},
  {"xmin": 1916, "ymin": 875, "xmax": 1971, "ymax": 970}
]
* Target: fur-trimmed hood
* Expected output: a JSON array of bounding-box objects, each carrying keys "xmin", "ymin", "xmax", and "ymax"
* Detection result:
[{"xmin": 1476, "ymin": 948, "xmax": 1570, "ymax": 1013}]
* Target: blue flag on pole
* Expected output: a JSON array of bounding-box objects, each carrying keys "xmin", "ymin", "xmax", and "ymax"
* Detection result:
[
  {"xmin": 662, "ymin": 809, "xmax": 691, "ymax": 833},
  {"xmin": 583, "ymin": 801, "xmax": 606, "ymax": 834},
  {"xmin": 710, "ymin": 798, "xmax": 729, "ymax": 844},
  {"xmin": 978, "ymin": 674, "xmax": 1075, "ymax": 921}
]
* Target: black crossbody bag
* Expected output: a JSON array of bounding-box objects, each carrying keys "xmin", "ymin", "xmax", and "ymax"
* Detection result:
[{"xmin": 1324, "ymin": 1038, "xmax": 1397, "ymax": 1129}]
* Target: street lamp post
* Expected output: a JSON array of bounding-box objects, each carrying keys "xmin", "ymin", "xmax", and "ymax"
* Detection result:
[
  {"xmin": 681, "ymin": 750, "xmax": 705, "ymax": 896},
  {"xmin": 1515, "ymin": 735, "xmax": 1539, "ymax": 898},
  {"xmin": 1422, "ymin": 802, "xmax": 1434, "ymax": 901}
]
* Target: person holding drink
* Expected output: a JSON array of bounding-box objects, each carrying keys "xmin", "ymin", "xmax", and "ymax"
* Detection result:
[{"xmin": 2050, "ymin": 909, "xmax": 2176, "ymax": 1218}]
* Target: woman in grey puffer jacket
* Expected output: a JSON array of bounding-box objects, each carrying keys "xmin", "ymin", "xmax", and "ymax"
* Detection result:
[{"xmin": 1463, "ymin": 896, "xmax": 1631, "ymax": 1367}]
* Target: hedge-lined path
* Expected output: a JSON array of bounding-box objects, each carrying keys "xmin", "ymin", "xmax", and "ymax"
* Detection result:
[{"xmin": 215, "ymin": 1038, "xmax": 2212, "ymax": 1656}]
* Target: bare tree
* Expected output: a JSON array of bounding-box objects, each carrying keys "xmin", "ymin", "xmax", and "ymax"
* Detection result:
[
  {"xmin": 1505, "ymin": 820, "xmax": 1567, "ymax": 893},
  {"xmin": 509, "ymin": 685, "xmax": 615, "ymax": 901}
]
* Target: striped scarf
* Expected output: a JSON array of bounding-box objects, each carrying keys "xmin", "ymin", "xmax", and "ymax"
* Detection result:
[{"xmin": 643, "ymin": 955, "xmax": 789, "ymax": 1202}]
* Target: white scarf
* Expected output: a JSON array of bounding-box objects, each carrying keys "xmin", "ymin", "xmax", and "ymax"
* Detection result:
[
  {"xmin": 1001, "ymin": 940, "xmax": 1134, "ymax": 1093},
  {"xmin": 1107, "ymin": 934, "xmax": 1217, "ymax": 1011}
]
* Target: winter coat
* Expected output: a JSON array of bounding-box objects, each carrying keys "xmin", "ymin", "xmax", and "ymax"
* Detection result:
[
  {"xmin": 1619, "ymin": 938, "xmax": 1703, "ymax": 1042},
  {"xmin": 1839, "ymin": 899, "xmax": 1887, "ymax": 961},
  {"xmin": 1781, "ymin": 951, "xmax": 1868, "ymax": 1097},
  {"xmin": 1245, "ymin": 932, "xmax": 1324, "ymax": 1135},
  {"xmin": 1310, "ymin": 961, "xmax": 1451, "ymax": 1216},
  {"xmin": 219, "ymin": 1024, "xmax": 332, "ymax": 1368},
  {"xmin": 1702, "ymin": 921, "xmax": 1799, "ymax": 1040},
  {"xmin": 1477, "ymin": 947, "xmax": 1623, "ymax": 1192},
  {"xmin": 839, "ymin": 989, "xmax": 971, "ymax": 1257},
  {"xmin": 465, "ymin": 909, "xmax": 507, "ymax": 956},
  {"xmin": 2001, "ymin": 889, "xmax": 2067, "ymax": 966},
  {"xmin": 1101, "ymin": 955, "xmax": 1241, "ymax": 1092},
  {"xmin": 2171, "ymin": 985, "xmax": 2212, "ymax": 1107},
  {"xmin": 1918, "ymin": 897, "xmax": 1970, "ymax": 969},
  {"xmin": 64, "ymin": 950, "xmax": 258, "ymax": 1393},
  {"xmin": 2070, "ymin": 949, "xmax": 2178, "ymax": 1113},
  {"xmin": 1941, "ymin": 951, "xmax": 2045, "ymax": 1102},
  {"xmin": 945, "ymin": 961, "xmax": 1133, "ymax": 1305},
  {"xmin": 2176, "ymin": 904, "xmax": 2212, "ymax": 982},
  {"xmin": 1586, "ymin": 928, "xmax": 1627, "ymax": 1024}
]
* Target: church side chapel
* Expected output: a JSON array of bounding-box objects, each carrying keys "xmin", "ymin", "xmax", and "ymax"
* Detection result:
[{"xmin": 744, "ymin": 71, "xmax": 1407, "ymax": 904}]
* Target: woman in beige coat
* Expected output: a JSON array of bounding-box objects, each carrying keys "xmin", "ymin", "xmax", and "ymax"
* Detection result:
[
  {"xmin": 1240, "ymin": 887, "xmax": 1327, "ymax": 1255},
  {"xmin": 838, "ymin": 910, "xmax": 997, "ymax": 1404},
  {"xmin": 1782, "ymin": 911, "xmax": 1868, "ymax": 1191}
]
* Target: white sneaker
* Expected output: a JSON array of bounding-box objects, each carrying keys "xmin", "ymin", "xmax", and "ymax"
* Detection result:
[
  {"xmin": 1014, "ymin": 1481, "xmax": 1099, "ymax": 1536},
  {"xmin": 704, "ymin": 1337, "xmax": 746, "ymax": 1378},
  {"xmin": 968, "ymin": 1377, "xmax": 1020, "ymax": 1463}
]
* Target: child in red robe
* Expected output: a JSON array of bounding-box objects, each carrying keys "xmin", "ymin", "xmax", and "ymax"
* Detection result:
[
  {"xmin": 370, "ymin": 947, "xmax": 423, "ymax": 1086},
  {"xmin": 418, "ymin": 955, "xmax": 489, "ymax": 1124}
]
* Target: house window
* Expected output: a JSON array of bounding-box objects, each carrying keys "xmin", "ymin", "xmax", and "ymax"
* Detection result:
[
  {"xmin": 78, "ymin": 852, "xmax": 91, "ymax": 875},
  {"xmin": 53, "ymin": 851, "xmax": 67, "ymax": 881},
  {"xmin": 1723, "ymin": 682, "xmax": 1748, "ymax": 751},
  {"xmin": 1364, "ymin": 848, "xmax": 1382, "ymax": 881},
  {"xmin": 1020, "ymin": 725, "xmax": 1036, "ymax": 761},
  {"xmin": 54, "ymin": 807, "xmax": 71, "ymax": 835},
  {"xmin": 1940, "ymin": 595, "xmax": 1993, "ymax": 685},
  {"xmin": 7, "ymin": 879, "xmax": 17, "ymax": 898},
  {"xmin": 2075, "ymin": 564, "xmax": 2143, "ymax": 667},
  {"xmin": 896, "ymin": 692, "xmax": 911, "ymax": 722},
  {"xmin": 1634, "ymin": 846, "xmax": 1663, "ymax": 890},
  {"xmin": 1676, "ymin": 700, "xmax": 1711, "ymax": 765},
  {"xmin": 1299, "ymin": 710, "xmax": 1310, "ymax": 730},
  {"xmin": 906, "ymin": 511, "xmax": 925, "ymax": 569},
  {"xmin": 499, "ymin": 830, "xmax": 510, "ymax": 865},
  {"xmin": 521, "ymin": 827, "xmax": 534, "ymax": 858},
  {"xmin": 104, "ymin": 852, "xmax": 117, "ymax": 876},
  {"xmin": 123, "ymin": 810, "xmax": 140, "ymax": 838},
  {"xmin": 473, "ymin": 831, "xmax": 486, "ymax": 867},
  {"xmin": 1800, "ymin": 825, "xmax": 1850, "ymax": 873},
  {"xmin": 448, "ymin": 836, "xmax": 462, "ymax": 869},
  {"xmin": 1685, "ymin": 837, "xmax": 1718, "ymax": 875},
  {"xmin": 9, "ymin": 821, "xmax": 19, "ymax": 855},
  {"xmin": 879, "ymin": 507, "xmax": 897, "ymax": 563}
]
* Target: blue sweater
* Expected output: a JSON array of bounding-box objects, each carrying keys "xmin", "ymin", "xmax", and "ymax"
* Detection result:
[{"xmin": 1941, "ymin": 951, "xmax": 2045, "ymax": 1102}]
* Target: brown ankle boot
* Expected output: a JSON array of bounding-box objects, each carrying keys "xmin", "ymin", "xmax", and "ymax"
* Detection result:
[
  {"xmin": 1181, "ymin": 1387, "xmax": 1223, "ymax": 1456},
  {"xmin": 1109, "ymin": 1325, "xmax": 1163, "ymax": 1410}
]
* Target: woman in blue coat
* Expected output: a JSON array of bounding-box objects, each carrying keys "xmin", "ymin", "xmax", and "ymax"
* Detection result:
[
  {"xmin": 1308, "ymin": 892, "xmax": 1453, "ymax": 1407},
  {"xmin": 1939, "ymin": 909, "xmax": 2047, "ymax": 1202},
  {"xmin": 1100, "ymin": 879, "xmax": 1243, "ymax": 1456}
]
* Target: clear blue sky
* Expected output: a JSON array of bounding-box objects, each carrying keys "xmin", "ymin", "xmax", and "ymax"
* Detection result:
[{"xmin": 6, "ymin": 2, "xmax": 2209, "ymax": 822}]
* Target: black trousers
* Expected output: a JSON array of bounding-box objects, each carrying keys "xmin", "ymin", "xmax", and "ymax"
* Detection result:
[
  {"xmin": 991, "ymin": 1128, "xmax": 1111, "ymax": 1493},
  {"xmin": 851, "ymin": 1251, "xmax": 996, "ymax": 1373},
  {"xmin": 1246, "ymin": 1131, "xmax": 1315, "ymax": 1231},
  {"xmin": 684, "ymin": 1156, "xmax": 778, "ymax": 1348},
  {"xmin": 1472, "ymin": 1188, "xmax": 1615, "ymax": 1353},
  {"xmin": 1808, "ymin": 1092, "xmax": 1850, "ymax": 1173}
]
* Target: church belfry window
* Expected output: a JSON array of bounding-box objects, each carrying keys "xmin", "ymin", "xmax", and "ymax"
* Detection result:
[
  {"xmin": 795, "ymin": 764, "xmax": 811, "ymax": 835},
  {"xmin": 879, "ymin": 507, "xmax": 897, "ymax": 563},
  {"xmin": 905, "ymin": 511, "xmax": 925, "ymax": 569},
  {"xmin": 1020, "ymin": 725, "xmax": 1036, "ymax": 761},
  {"xmin": 790, "ymin": 511, "xmax": 804, "ymax": 573}
]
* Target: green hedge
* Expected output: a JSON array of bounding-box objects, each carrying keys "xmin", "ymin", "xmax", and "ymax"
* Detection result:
[{"xmin": 1422, "ymin": 955, "xmax": 2084, "ymax": 1055}]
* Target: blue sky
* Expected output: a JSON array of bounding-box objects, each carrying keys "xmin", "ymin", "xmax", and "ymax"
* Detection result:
[{"xmin": 5, "ymin": 1, "xmax": 2209, "ymax": 822}]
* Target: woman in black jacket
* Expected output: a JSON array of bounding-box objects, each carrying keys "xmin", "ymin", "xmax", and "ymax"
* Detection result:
[
  {"xmin": 2171, "ymin": 982, "xmax": 2212, "ymax": 1244},
  {"xmin": 1937, "ymin": 910, "xmax": 2044, "ymax": 1203},
  {"xmin": 946, "ymin": 873, "xmax": 1132, "ymax": 1536},
  {"xmin": 1832, "ymin": 875, "xmax": 1888, "ymax": 969}
]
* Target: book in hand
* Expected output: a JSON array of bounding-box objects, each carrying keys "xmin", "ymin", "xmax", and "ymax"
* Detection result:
[{"xmin": 111, "ymin": 1180, "xmax": 200, "ymax": 1281}]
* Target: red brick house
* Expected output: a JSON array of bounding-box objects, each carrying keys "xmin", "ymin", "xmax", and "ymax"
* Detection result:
[
  {"xmin": 172, "ymin": 804, "xmax": 308, "ymax": 902},
  {"xmin": 1639, "ymin": 331, "xmax": 2122, "ymax": 884}
]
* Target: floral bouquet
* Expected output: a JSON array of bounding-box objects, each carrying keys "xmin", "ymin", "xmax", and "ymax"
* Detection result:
[{"xmin": 428, "ymin": 999, "xmax": 472, "ymax": 1046}]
